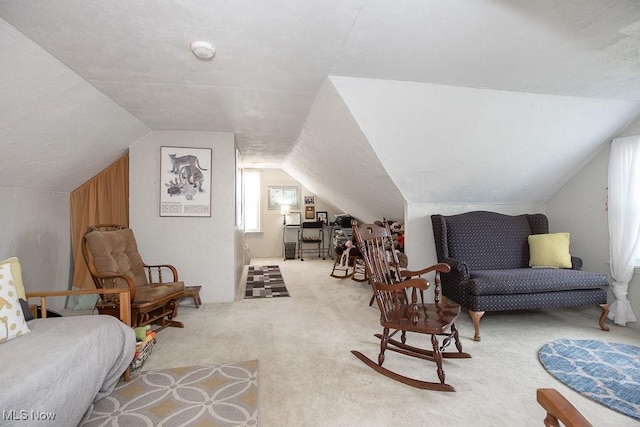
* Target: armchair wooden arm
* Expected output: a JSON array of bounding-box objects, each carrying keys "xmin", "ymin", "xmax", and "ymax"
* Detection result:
[
  {"xmin": 143, "ymin": 263, "xmax": 179, "ymax": 283},
  {"xmin": 399, "ymin": 262, "xmax": 451, "ymax": 278},
  {"xmin": 398, "ymin": 263, "xmax": 451, "ymax": 304},
  {"xmin": 25, "ymin": 288, "xmax": 131, "ymax": 326},
  {"xmin": 536, "ymin": 388, "xmax": 592, "ymax": 427},
  {"xmin": 371, "ymin": 277, "xmax": 428, "ymax": 293},
  {"xmin": 87, "ymin": 271, "xmax": 138, "ymax": 301}
]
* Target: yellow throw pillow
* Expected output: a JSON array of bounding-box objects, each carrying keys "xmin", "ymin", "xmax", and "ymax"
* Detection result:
[
  {"xmin": 528, "ymin": 233, "xmax": 572, "ymax": 269},
  {"xmin": 0, "ymin": 257, "xmax": 26, "ymax": 301},
  {"xmin": 0, "ymin": 263, "xmax": 30, "ymax": 343}
]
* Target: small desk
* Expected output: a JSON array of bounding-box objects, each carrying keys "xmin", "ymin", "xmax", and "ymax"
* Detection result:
[{"xmin": 298, "ymin": 222, "xmax": 325, "ymax": 261}]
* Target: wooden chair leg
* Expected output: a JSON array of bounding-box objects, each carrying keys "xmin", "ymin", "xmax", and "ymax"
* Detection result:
[
  {"xmin": 431, "ymin": 334, "xmax": 446, "ymax": 385},
  {"xmin": 598, "ymin": 304, "xmax": 610, "ymax": 331},
  {"xmin": 469, "ymin": 310, "xmax": 485, "ymax": 342}
]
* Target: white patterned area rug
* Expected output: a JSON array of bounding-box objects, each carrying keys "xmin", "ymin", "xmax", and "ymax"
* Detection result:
[
  {"xmin": 539, "ymin": 338, "xmax": 640, "ymax": 421},
  {"xmin": 83, "ymin": 360, "xmax": 259, "ymax": 427}
]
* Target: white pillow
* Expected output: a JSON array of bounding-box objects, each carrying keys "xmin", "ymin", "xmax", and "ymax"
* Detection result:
[{"xmin": 0, "ymin": 263, "xmax": 30, "ymax": 343}]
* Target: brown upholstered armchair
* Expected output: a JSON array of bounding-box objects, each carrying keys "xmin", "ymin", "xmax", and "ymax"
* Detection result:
[{"xmin": 82, "ymin": 224, "xmax": 185, "ymax": 332}]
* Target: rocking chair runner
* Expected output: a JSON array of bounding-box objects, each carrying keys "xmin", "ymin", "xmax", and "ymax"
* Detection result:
[
  {"xmin": 351, "ymin": 219, "xmax": 471, "ymax": 391},
  {"xmin": 82, "ymin": 224, "xmax": 185, "ymax": 332}
]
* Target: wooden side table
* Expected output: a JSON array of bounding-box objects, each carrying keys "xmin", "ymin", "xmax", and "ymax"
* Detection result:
[{"xmin": 182, "ymin": 285, "xmax": 202, "ymax": 308}]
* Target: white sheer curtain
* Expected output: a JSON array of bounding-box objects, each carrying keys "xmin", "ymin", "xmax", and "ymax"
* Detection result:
[{"xmin": 607, "ymin": 136, "xmax": 640, "ymax": 326}]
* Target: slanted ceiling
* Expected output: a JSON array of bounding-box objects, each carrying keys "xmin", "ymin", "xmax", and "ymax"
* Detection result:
[{"xmin": 2, "ymin": 1, "xmax": 640, "ymax": 214}]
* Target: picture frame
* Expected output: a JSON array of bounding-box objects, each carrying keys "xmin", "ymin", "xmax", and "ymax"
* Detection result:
[
  {"xmin": 316, "ymin": 211, "xmax": 328, "ymax": 224},
  {"xmin": 305, "ymin": 206, "xmax": 315, "ymax": 220},
  {"xmin": 285, "ymin": 212, "xmax": 302, "ymax": 226},
  {"xmin": 160, "ymin": 146, "xmax": 212, "ymax": 217},
  {"xmin": 268, "ymin": 185, "xmax": 300, "ymax": 210},
  {"xmin": 304, "ymin": 195, "xmax": 315, "ymax": 205}
]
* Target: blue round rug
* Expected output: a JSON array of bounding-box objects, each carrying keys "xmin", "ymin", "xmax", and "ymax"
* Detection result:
[{"xmin": 538, "ymin": 338, "xmax": 640, "ymax": 421}]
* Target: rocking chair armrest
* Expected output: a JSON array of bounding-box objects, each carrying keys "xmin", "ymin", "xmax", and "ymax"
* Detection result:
[
  {"xmin": 25, "ymin": 288, "xmax": 132, "ymax": 326},
  {"xmin": 143, "ymin": 263, "xmax": 179, "ymax": 282},
  {"xmin": 373, "ymin": 277, "xmax": 429, "ymax": 292},
  {"xmin": 536, "ymin": 388, "xmax": 592, "ymax": 427},
  {"xmin": 400, "ymin": 263, "xmax": 451, "ymax": 278},
  {"xmin": 89, "ymin": 272, "xmax": 137, "ymax": 302}
]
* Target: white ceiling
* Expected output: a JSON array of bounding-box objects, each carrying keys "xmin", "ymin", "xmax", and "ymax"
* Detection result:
[{"xmin": 2, "ymin": 1, "xmax": 640, "ymax": 207}]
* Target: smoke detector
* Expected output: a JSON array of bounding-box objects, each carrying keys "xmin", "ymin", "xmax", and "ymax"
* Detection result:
[{"xmin": 190, "ymin": 41, "xmax": 216, "ymax": 60}]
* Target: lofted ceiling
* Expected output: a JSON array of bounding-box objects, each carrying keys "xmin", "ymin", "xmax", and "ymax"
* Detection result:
[{"xmin": 2, "ymin": 1, "xmax": 640, "ymax": 215}]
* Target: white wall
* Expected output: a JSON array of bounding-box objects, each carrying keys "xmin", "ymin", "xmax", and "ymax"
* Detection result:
[
  {"xmin": 129, "ymin": 130, "xmax": 238, "ymax": 303},
  {"xmin": 0, "ymin": 187, "xmax": 71, "ymax": 310},
  {"xmin": 547, "ymin": 130, "xmax": 640, "ymax": 330},
  {"xmin": 331, "ymin": 76, "xmax": 640, "ymax": 205},
  {"xmin": 546, "ymin": 147, "xmax": 610, "ymax": 274},
  {"xmin": 405, "ymin": 202, "xmax": 545, "ymax": 300},
  {"xmin": 244, "ymin": 168, "xmax": 341, "ymax": 259},
  {"xmin": 286, "ymin": 79, "xmax": 405, "ymax": 223}
]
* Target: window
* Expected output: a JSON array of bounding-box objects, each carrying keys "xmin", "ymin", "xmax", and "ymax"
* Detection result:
[
  {"xmin": 244, "ymin": 170, "xmax": 261, "ymax": 232},
  {"xmin": 608, "ymin": 136, "xmax": 640, "ymax": 270}
]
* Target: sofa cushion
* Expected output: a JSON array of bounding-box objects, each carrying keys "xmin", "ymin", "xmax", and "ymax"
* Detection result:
[
  {"xmin": 528, "ymin": 233, "xmax": 572, "ymax": 268},
  {"xmin": 444, "ymin": 211, "xmax": 539, "ymax": 270},
  {"xmin": 468, "ymin": 268, "xmax": 609, "ymax": 296}
]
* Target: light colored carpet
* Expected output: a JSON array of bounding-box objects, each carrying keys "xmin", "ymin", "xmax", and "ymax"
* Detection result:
[
  {"xmin": 85, "ymin": 361, "xmax": 258, "ymax": 426},
  {"xmin": 144, "ymin": 258, "xmax": 640, "ymax": 426}
]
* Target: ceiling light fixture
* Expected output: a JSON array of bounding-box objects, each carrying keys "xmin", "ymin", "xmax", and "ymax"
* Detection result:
[{"xmin": 190, "ymin": 41, "xmax": 216, "ymax": 60}]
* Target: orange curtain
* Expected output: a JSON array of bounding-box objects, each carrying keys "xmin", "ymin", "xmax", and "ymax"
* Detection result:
[{"xmin": 70, "ymin": 154, "xmax": 129, "ymax": 289}]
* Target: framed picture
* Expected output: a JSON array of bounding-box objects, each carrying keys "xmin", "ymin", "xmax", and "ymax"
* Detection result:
[
  {"xmin": 305, "ymin": 206, "xmax": 315, "ymax": 220},
  {"xmin": 160, "ymin": 146, "xmax": 212, "ymax": 217},
  {"xmin": 304, "ymin": 195, "xmax": 315, "ymax": 205},
  {"xmin": 316, "ymin": 211, "xmax": 328, "ymax": 224},
  {"xmin": 285, "ymin": 212, "xmax": 302, "ymax": 226},
  {"xmin": 268, "ymin": 186, "xmax": 299, "ymax": 210}
]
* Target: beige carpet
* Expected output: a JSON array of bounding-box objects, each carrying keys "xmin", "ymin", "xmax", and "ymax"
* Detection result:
[
  {"xmin": 84, "ymin": 361, "xmax": 258, "ymax": 426},
  {"xmin": 141, "ymin": 258, "xmax": 640, "ymax": 426}
]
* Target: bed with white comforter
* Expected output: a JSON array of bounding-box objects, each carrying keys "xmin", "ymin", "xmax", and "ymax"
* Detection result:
[{"xmin": 0, "ymin": 315, "xmax": 135, "ymax": 426}]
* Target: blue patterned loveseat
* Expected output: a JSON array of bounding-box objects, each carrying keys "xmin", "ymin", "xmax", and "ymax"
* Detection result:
[{"xmin": 431, "ymin": 211, "xmax": 610, "ymax": 341}]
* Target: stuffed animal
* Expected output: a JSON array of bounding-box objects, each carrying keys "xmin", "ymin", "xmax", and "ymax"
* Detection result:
[
  {"xmin": 339, "ymin": 240, "xmax": 355, "ymax": 266},
  {"xmin": 134, "ymin": 325, "xmax": 151, "ymax": 341}
]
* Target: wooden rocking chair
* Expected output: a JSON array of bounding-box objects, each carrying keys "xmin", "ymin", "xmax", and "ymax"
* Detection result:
[
  {"xmin": 82, "ymin": 224, "xmax": 185, "ymax": 332},
  {"xmin": 351, "ymin": 219, "xmax": 470, "ymax": 391}
]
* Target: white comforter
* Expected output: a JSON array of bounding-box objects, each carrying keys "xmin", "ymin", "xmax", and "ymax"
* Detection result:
[{"xmin": 0, "ymin": 315, "xmax": 135, "ymax": 426}]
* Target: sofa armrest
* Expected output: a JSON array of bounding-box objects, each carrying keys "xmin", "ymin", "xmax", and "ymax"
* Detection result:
[
  {"xmin": 571, "ymin": 256, "xmax": 582, "ymax": 270},
  {"xmin": 441, "ymin": 256, "xmax": 469, "ymax": 280}
]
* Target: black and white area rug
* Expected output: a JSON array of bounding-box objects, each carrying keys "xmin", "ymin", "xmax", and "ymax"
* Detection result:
[{"xmin": 244, "ymin": 265, "xmax": 290, "ymax": 299}]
